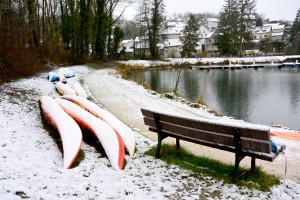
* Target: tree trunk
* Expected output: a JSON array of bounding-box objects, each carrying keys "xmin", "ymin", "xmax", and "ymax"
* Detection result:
[{"xmin": 26, "ymin": 0, "xmax": 39, "ymax": 48}]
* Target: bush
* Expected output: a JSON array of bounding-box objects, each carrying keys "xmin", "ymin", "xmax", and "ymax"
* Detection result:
[
  {"xmin": 143, "ymin": 82, "xmax": 151, "ymax": 90},
  {"xmin": 196, "ymin": 96, "xmax": 207, "ymax": 106}
]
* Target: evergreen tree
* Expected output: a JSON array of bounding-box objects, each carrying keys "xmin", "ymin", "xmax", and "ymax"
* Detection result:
[
  {"xmin": 237, "ymin": 0, "xmax": 256, "ymax": 55},
  {"xmin": 148, "ymin": 0, "xmax": 165, "ymax": 59},
  {"xmin": 216, "ymin": 0, "xmax": 240, "ymax": 56},
  {"xmin": 181, "ymin": 14, "xmax": 200, "ymax": 58},
  {"xmin": 216, "ymin": 0, "xmax": 256, "ymax": 56},
  {"xmin": 110, "ymin": 26, "xmax": 125, "ymax": 58},
  {"xmin": 289, "ymin": 8, "xmax": 300, "ymax": 54}
]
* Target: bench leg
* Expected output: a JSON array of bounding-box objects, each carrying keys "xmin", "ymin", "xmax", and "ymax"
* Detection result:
[
  {"xmin": 156, "ymin": 135, "xmax": 162, "ymax": 158},
  {"xmin": 176, "ymin": 138, "xmax": 180, "ymax": 150},
  {"xmin": 250, "ymin": 157, "xmax": 256, "ymax": 173},
  {"xmin": 233, "ymin": 155, "xmax": 245, "ymax": 181},
  {"xmin": 234, "ymin": 157, "xmax": 240, "ymax": 181}
]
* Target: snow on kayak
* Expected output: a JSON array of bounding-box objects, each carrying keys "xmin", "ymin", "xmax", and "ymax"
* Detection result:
[
  {"xmin": 72, "ymin": 81, "xmax": 88, "ymax": 99},
  {"xmin": 58, "ymin": 74, "xmax": 67, "ymax": 83},
  {"xmin": 55, "ymin": 98, "xmax": 125, "ymax": 170},
  {"xmin": 55, "ymin": 82, "xmax": 76, "ymax": 96},
  {"xmin": 61, "ymin": 95, "xmax": 135, "ymax": 156},
  {"xmin": 39, "ymin": 96, "xmax": 82, "ymax": 169}
]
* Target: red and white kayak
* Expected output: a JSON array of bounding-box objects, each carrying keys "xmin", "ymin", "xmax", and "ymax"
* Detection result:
[
  {"xmin": 55, "ymin": 82, "xmax": 76, "ymax": 96},
  {"xmin": 39, "ymin": 96, "xmax": 82, "ymax": 169},
  {"xmin": 55, "ymin": 98, "xmax": 125, "ymax": 170},
  {"xmin": 270, "ymin": 129, "xmax": 300, "ymax": 141},
  {"xmin": 61, "ymin": 95, "xmax": 135, "ymax": 156}
]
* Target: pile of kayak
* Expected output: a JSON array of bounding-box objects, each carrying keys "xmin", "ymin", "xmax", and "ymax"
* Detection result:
[{"xmin": 41, "ymin": 68, "xmax": 135, "ymax": 170}]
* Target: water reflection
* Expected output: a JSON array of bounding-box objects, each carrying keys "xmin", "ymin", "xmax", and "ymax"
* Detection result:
[{"xmin": 129, "ymin": 67, "xmax": 300, "ymax": 130}]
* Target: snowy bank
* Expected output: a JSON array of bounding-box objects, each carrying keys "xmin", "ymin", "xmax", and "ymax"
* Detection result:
[
  {"xmin": 0, "ymin": 65, "xmax": 299, "ymax": 199},
  {"xmin": 119, "ymin": 55, "xmax": 300, "ymax": 67}
]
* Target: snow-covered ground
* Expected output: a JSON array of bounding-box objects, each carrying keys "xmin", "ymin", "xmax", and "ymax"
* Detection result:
[{"xmin": 0, "ymin": 64, "xmax": 300, "ymax": 199}]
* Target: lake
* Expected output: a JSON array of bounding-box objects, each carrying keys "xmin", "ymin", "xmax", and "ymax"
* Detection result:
[{"xmin": 129, "ymin": 67, "xmax": 300, "ymax": 130}]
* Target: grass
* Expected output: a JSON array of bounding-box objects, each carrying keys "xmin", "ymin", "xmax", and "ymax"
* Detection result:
[
  {"xmin": 145, "ymin": 144, "xmax": 280, "ymax": 192},
  {"xmin": 196, "ymin": 96, "xmax": 207, "ymax": 106}
]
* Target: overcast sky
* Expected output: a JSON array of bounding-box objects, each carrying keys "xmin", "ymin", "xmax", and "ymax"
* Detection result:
[{"xmin": 123, "ymin": 0, "xmax": 300, "ymax": 21}]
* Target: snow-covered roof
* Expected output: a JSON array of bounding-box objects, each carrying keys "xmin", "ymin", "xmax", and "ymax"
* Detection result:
[
  {"xmin": 161, "ymin": 27, "xmax": 182, "ymax": 35},
  {"xmin": 205, "ymin": 31, "xmax": 216, "ymax": 39},
  {"xmin": 272, "ymin": 32, "xmax": 284, "ymax": 37},
  {"xmin": 206, "ymin": 18, "xmax": 218, "ymax": 22},
  {"xmin": 272, "ymin": 24, "xmax": 285, "ymax": 30},
  {"xmin": 164, "ymin": 39, "xmax": 182, "ymax": 47},
  {"xmin": 254, "ymin": 25, "xmax": 272, "ymax": 34},
  {"xmin": 158, "ymin": 39, "xmax": 182, "ymax": 48},
  {"xmin": 122, "ymin": 39, "xmax": 132, "ymax": 45}
]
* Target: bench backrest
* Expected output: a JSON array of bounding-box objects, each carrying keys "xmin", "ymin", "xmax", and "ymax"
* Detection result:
[{"xmin": 141, "ymin": 109, "xmax": 271, "ymax": 155}]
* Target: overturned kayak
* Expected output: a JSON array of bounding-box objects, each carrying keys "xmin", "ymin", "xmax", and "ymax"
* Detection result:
[
  {"xmin": 270, "ymin": 130, "xmax": 300, "ymax": 141},
  {"xmin": 39, "ymin": 96, "xmax": 82, "ymax": 169},
  {"xmin": 48, "ymin": 72, "xmax": 58, "ymax": 82},
  {"xmin": 72, "ymin": 81, "xmax": 87, "ymax": 99},
  {"xmin": 61, "ymin": 95, "xmax": 135, "ymax": 156},
  {"xmin": 56, "ymin": 98, "xmax": 125, "ymax": 170},
  {"xmin": 55, "ymin": 82, "xmax": 76, "ymax": 96},
  {"xmin": 58, "ymin": 74, "xmax": 67, "ymax": 83},
  {"xmin": 56, "ymin": 68, "xmax": 74, "ymax": 78}
]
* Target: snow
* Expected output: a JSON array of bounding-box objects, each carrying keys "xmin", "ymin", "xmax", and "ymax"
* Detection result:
[
  {"xmin": 120, "ymin": 55, "xmax": 300, "ymax": 67},
  {"xmin": 1, "ymin": 64, "xmax": 300, "ymax": 199}
]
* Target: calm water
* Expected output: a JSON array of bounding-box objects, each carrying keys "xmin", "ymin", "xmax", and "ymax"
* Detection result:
[{"xmin": 129, "ymin": 67, "xmax": 300, "ymax": 130}]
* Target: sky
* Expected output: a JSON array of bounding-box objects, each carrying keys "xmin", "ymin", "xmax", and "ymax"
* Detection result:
[{"xmin": 122, "ymin": 0, "xmax": 300, "ymax": 21}]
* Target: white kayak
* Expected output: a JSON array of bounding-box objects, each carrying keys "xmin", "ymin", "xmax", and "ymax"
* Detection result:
[
  {"xmin": 39, "ymin": 96, "xmax": 82, "ymax": 169},
  {"xmin": 55, "ymin": 98, "xmax": 125, "ymax": 170},
  {"xmin": 58, "ymin": 74, "xmax": 67, "ymax": 83},
  {"xmin": 72, "ymin": 81, "xmax": 88, "ymax": 99},
  {"xmin": 55, "ymin": 82, "xmax": 76, "ymax": 96},
  {"xmin": 61, "ymin": 95, "xmax": 135, "ymax": 157}
]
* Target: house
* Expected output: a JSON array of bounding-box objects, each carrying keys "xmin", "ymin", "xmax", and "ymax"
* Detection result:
[
  {"xmin": 253, "ymin": 25, "xmax": 272, "ymax": 40},
  {"xmin": 158, "ymin": 22, "xmax": 184, "ymax": 58},
  {"xmin": 158, "ymin": 39, "xmax": 182, "ymax": 58},
  {"xmin": 269, "ymin": 23, "xmax": 285, "ymax": 41},
  {"xmin": 121, "ymin": 37, "xmax": 150, "ymax": 57},
  {"xmin": 204, "ymin": 31, "xmax": 218, "ymax": 56},
  {"xmin": 198, "ymin": 25, "xmax": 211, "ymax": 51}
]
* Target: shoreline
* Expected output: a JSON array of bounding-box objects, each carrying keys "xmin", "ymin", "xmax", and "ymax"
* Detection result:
[{"xmin": 86, "ymin": 67, "xmax": 300, "ymax": 183}]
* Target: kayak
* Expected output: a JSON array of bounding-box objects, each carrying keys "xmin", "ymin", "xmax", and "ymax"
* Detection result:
[
  {"xmin": 56, "ymin": 98, "xmax": 125, "ymax": 170},
  {"xmin": 39, "ymin": 96, "xmax": 82, "ymax": 169},
  {"xmin": 72, "ymin": 81, "xmax": 88, "ymax": 99},
  {"xmin": 55, "ymin": 82, "xmax": 76, "ymax": 96},
  {"xmin": 61, "ymin": 95, "xmax": 135, "ymax": 156}
]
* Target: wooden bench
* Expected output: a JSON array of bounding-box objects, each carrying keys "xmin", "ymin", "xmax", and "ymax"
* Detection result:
[{"xmin": 141, "ymin": 108, "xmax": 283, "ymax": 180}]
